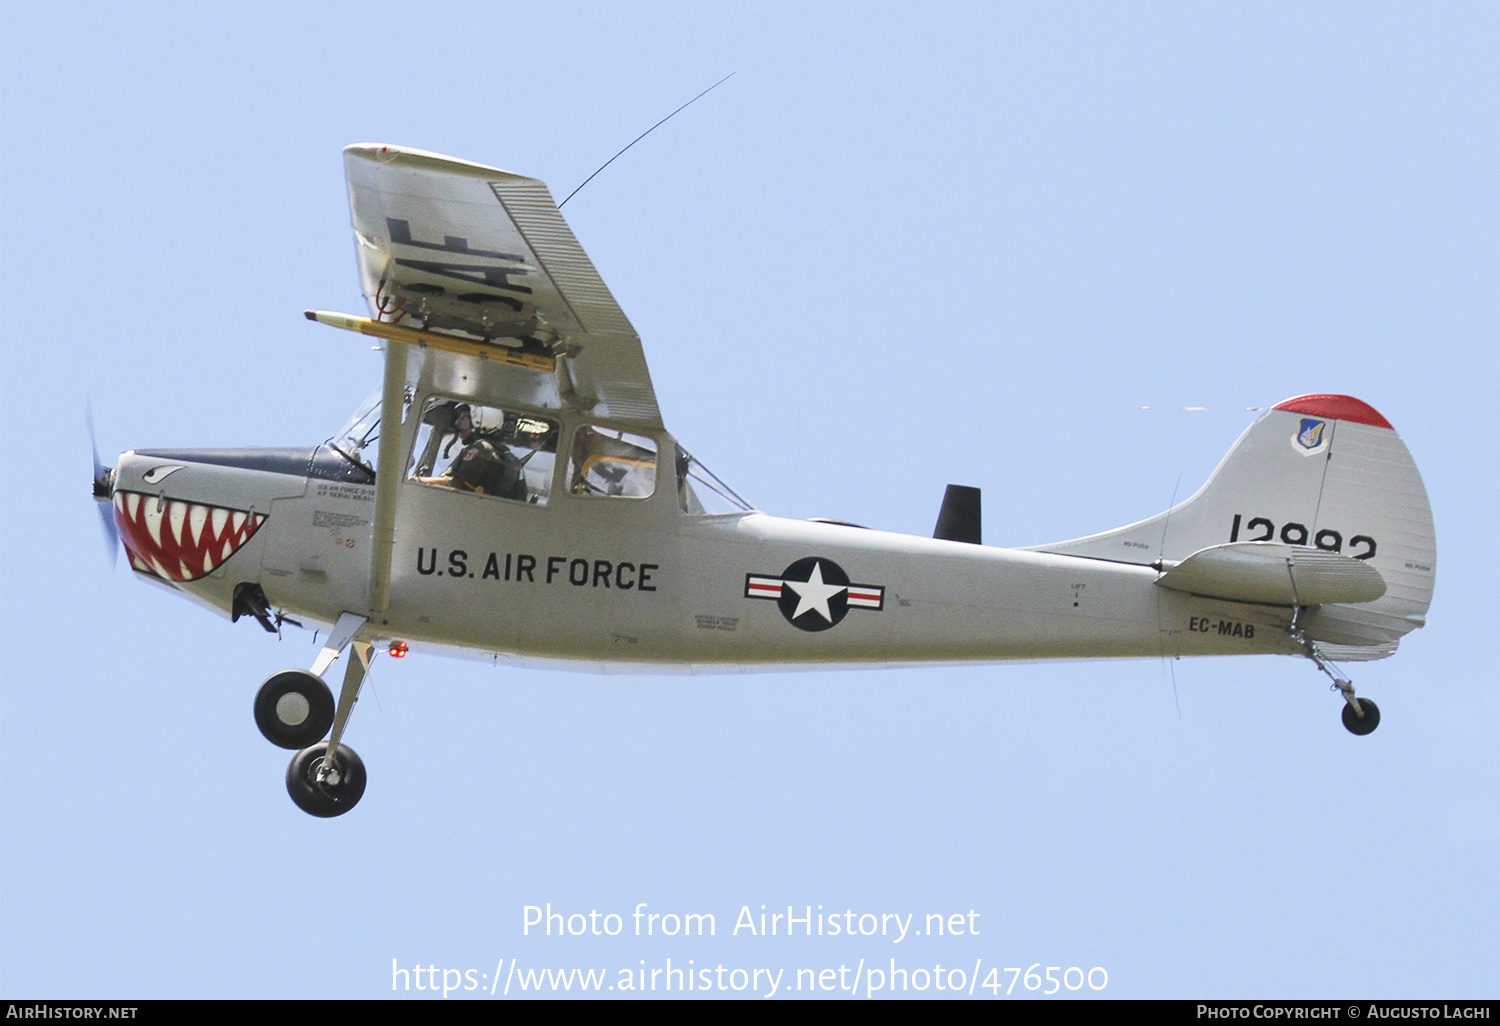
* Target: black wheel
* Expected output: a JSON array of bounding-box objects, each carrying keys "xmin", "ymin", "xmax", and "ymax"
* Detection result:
[
  {"xmin": 254, "ymin": 670, "xmax": 334, "ymax": 749},
  {"xmin": 1341, "ymin": 697, "xmax": 1381, "ymax": 736},
  {"xmin": 286, "ymin": 742, "xmax": 367, "ymax": 817}
]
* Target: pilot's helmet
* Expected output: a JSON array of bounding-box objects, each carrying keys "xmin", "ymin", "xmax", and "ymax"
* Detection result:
[{"xmin": 454, "ymin": 404, "xmax": 498, "ymax": 435}]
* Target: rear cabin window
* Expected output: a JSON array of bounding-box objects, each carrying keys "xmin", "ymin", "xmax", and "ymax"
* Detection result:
[{"xmin": 567, "ymin": 427, "xmax": 657, "ymax": 499}]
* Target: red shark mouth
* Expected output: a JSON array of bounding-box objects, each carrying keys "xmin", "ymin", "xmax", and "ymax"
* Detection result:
[{"xmin": 114, "ymin": 489, "xmax": 266, "ymax": 582}]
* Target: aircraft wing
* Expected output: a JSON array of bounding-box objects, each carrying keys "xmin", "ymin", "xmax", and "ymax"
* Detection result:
[{"xmin": 342, "ymin": 144, "xmax": 661, "ymax": 427}]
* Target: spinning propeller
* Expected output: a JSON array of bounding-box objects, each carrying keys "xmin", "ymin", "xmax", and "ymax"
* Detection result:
[{"xmin": 87, "ymin": 404, "xmax": 120, "ymax": 568}]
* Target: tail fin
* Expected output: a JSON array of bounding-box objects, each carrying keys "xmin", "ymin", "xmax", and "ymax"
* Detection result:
[{"xmin": 1031, "ymin": 395, "xmax": 1436, "ymax": 659}]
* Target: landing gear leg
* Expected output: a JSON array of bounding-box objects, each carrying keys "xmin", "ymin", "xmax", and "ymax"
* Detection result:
[
  {"xmin": 1288, "ymin": 599, "xmax": 1379, "ymax": 736},
  {"xmin": 324, "ymin": 639, "xmax": 372, "ymax": 768}
]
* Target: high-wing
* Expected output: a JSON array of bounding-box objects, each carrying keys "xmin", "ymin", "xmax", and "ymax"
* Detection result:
[{"xmin": 343, "ymin": 144, "xmax": 662, "ymax": 427}]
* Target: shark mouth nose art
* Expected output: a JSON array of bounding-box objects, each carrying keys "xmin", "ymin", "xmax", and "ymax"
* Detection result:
[{"xmin": 113, "ymin": 490, "xmax": 266, "ymax": 582}]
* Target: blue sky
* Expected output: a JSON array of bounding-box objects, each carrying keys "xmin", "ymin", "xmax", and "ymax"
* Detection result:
[{"xmin": 2, "ymin": 1, "xmax": 1495, "ymax": 999}]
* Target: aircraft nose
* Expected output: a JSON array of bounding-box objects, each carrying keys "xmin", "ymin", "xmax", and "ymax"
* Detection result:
[
  {"xmin": 87, "ymin": 411, "xmax": 120, "ymax": 565},
  {"xmin": 110, "ymin": 452, "xmax": 272, "ymax": 583},
  {"xmin": 92, "ymin": 465, "xmax": 114, "ymax": 499}
]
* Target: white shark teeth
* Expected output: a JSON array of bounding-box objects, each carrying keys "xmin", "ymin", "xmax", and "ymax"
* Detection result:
[
  {"xmin": 142, "ymin": 500, "xmax": 164, "ymax": 547},
  {"xmin": 167, "ymin": 501, "xmax": 187, "ymax": 545},
  {"xmin": 187, "ymin": 504, "xmax": 208, "ymax": 546},
  {"xmin": 114, "ymin": 489, "xmax": 266, "ymax": 583}
]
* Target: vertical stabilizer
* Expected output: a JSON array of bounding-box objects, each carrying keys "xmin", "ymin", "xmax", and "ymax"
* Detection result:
[{"xmin": 1030, "ymin": 395, "xmax": 1435, "ymax": 657}]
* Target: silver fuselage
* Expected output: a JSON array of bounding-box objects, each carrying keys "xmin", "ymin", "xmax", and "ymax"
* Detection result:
[{"xmin": 111, "ymin": 444, "xmax": 1298, "ymax": 671}]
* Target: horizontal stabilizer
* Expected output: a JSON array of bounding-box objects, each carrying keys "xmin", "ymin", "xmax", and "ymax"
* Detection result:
[
  {"xmin": 934, "ymin": 484, "xmax": 982, "ymax": 545},
  {"xmin": 1155, "ymin": 542, "xmax": 1386, "ymax": 606}
]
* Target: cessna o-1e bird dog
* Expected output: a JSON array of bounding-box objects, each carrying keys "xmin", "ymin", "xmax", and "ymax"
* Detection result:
[{"xmin": 92, "ymin": 144, "xmax": 1436, "ymax": 817}]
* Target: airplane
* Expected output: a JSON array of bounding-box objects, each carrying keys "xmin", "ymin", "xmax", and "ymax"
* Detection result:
[{"xmin": 89, "ymin": 144, "xmax": 1437, "ymax": 817}]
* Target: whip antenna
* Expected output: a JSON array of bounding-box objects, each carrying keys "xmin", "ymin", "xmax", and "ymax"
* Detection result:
[{"xmin": 558, "ymin": 73, "xmax": 735, "ymax": 209}]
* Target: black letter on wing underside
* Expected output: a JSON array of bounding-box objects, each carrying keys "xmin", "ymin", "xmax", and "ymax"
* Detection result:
[
  {"xmin": 392, "ymin": 259, "xmax": 532, "ymax": 301},
  {"xmin": 387, "ymin": 218, "xmax": 526, "ymax": 262}
]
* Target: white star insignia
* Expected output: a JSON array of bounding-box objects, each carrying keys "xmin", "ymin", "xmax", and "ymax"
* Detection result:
[{"xmin": 782, "ymin": 561, "xmax": 847, "ymax": 623}]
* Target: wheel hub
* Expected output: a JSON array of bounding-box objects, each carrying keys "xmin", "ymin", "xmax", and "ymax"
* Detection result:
[
  {"xmin": 275, "ymin": 692, "xmax": 311, "ymax": 726},
  {"xmin": 316, "ymin": 759, "xmax": 344, "ymax": 788}
]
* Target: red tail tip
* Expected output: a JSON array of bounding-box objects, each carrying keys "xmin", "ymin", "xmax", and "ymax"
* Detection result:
[{"xmin": 1272, "ymin": 394, "xmax": 1393, "ymax": 429}]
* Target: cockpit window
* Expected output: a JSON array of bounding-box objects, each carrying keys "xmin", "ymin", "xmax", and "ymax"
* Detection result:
[
  {"xmin": 407, "ymin": 397, "xmax": 558, "ymax": 505},
  {"xmin": 568, "ymin": 427, "xmax": 657, "ymax": 499},
  {"xmin": 676, "ymin": 445, "xmax": 754, "ymax": 514}
]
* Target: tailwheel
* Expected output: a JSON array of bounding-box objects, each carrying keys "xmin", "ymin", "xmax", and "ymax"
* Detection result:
[
  {"xmin": 1295, "ymin": 631, "xmax": 1381, "ymax": 737},
  {"xmin": 1341, "ymin": 697, "xmax": 1381, "ymax": 736},
  {"xmin": 286, "ymin": 741, "xmax": 367, "ymax": 817},
  {"xmin": 255, "ymin": 669, "xmax": 334, "ymax": 749}
]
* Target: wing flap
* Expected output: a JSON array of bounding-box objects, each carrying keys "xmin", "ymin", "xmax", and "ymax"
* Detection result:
[{"xmin": 485, "ymin": 179, "xmax": 634, "ymax": 336}]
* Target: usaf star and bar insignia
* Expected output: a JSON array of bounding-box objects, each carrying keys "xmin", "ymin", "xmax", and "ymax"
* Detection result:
[{"xmin": 745, "ymin": 557, "xmax": 885, "ymax": 632}]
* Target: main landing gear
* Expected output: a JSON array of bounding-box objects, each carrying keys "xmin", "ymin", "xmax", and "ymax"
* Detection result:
[{"xmin": 254, "ymin": 612, "xmax": 373, "ymax": 816}]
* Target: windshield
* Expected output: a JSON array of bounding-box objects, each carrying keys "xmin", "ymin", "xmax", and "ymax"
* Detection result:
[
  {"xmin": 328, "ymin": 385, "xmax": 411, "ymax": 472},
  {"xmin": 676, "ymin": 445, "xmax": 754, "ymax": 514}
]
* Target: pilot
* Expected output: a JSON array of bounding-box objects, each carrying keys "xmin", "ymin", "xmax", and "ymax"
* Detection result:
[{"xmin": 428, "ymin": 404, "xmax": 527, "ymax": 500}]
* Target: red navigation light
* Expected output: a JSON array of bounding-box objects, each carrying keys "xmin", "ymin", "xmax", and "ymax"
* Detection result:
[{"xmin": 388, "ymin": 640, "xmax": 408, "ymax": 658}]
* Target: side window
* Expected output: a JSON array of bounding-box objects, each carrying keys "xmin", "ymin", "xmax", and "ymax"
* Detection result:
[
  {"xmin": 407, "ymin": 398, "xmax": 558, "ymax": 505},
  {"xmin": 568, "ymin": 427, "xmax": 657, "ymax": 499}
]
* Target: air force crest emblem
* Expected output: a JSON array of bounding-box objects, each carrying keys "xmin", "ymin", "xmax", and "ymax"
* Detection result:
[
  {"xmin": 745, "ymin": 557, "xmax": 885, "ymax": 632},
  {"xmin": 1291, "ymin": 417, "xmax": 1330, "ymax": 456}
]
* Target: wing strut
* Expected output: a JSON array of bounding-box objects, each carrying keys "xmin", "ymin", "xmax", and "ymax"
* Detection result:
[{"xmin": 367, "ymin": 341, "xmax": 408, "ymax": 617}]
